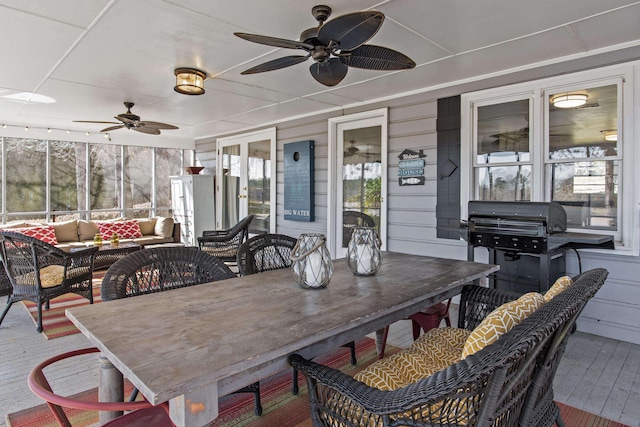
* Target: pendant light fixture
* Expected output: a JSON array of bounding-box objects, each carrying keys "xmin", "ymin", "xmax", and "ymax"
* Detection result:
[
  {"xmin": 174, "ymin": 67, "xmax": 206, "ymax": 95},
  {"xmin": 551, "ymin": 93, "xmax": 587, "ymax": 108}
]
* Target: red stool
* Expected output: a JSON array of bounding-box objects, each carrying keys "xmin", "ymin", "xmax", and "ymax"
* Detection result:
[
  {"xmin": 28, "ymin": 347, "xmax": 174, "ymax": 427},
  {"xmin": 378, "ymin": 299, "xmax": 452, "ymax": 359}
]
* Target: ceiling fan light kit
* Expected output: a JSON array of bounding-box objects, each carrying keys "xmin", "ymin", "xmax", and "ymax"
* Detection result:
[
  {"xmin": 234, "ymin": 4, "xmax": 415, "ymax": 87},
  {"xmin": 174, "ymin": 67, "xmax": 206, "ymax": 95},
  {"xmin": 552, "ymin": 93, "xmax": 588, "ymax": 108}
]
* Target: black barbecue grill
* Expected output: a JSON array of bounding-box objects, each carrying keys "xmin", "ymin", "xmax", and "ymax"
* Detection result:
[{"xmin": 466, "ymin": 201, "xmax": 614, "ymax": 293}]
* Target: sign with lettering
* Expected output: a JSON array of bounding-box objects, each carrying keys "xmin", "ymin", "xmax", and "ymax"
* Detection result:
[
  {"xmin": 284, "ymin": 140, "xmax": 314, "ymax": 221},
  {"xmin": 397, "ymin": 149, "xmax": 427, "ymax": 185}
]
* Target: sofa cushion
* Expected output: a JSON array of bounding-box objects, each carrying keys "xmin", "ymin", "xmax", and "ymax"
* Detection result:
[
  {"xmin": 353, "ymin": 353, "xmax": 412, "ymax": 391},
  {"xmin": 154, "ymin": 217, "xmax": 174, "ymax": 238},
  {"xmin": 461, "ymin": 292, "xmax": 545, "ymax": 359},
  {"xmin": 544, "ymin": 276, "xmax": 573, "ymax": 302},
  {"xmin": 98, "ymin": 220, "xmax": 143, "ymax": 240},
  {"xmin": 51, "ymin": 220, "xmax": 79, "ymax": 243},
  {"xmin": 78, "ymin": 220, "xmax": 100, "ymax": 241},
  {"xmin": 12, "ymin": 225, "xmax": 59, "ymax": 245},
  {"xmin": 136, "ymin": 218, "xmax": 157, "ymax": 236},
  {"xmin": 132, "ymin": 236, "xmax": 175, "ymax": 246}
]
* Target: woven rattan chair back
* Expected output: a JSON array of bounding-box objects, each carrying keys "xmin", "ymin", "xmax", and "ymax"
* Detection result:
[
  {"xmin": 198, "ymin": 215, "xmax": 255, "ymax": 263},
  {"xmin": 237, "ymin": 234, "xmax": 297, "ymax": 276},
  {"xmin": 101, "ymin": 246, "xmax": 235, "ymax": 301},
  {"xmin": 0, "ymin": 231, "xmax": 98, "ymax": 332}
]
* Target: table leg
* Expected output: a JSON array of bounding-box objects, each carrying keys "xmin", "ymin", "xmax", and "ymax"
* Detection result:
[
  {"xmin": 375, "ymin": 328, "xmax": 386, "ymax": 357},
  {"xmin": 98, "ymin": 354, "xmax": 124, "ymax": 425}
]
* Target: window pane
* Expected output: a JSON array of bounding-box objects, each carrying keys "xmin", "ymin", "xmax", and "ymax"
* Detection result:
[
  {"xmin": 50, "ymin": 141, "xmax": 86, "ymax": 212},
  {"xmin": 548, "ymin": 85, "xmax": 617, "ymax": 160},
  {"xmin": 551, "ymin": 161, "xmax": 617, "ymax": 231},
  {"xmin": 123, "ymin": 146, "xmax": 152, "ymax": 216},
  {"xmin": 6, "ymin": 138, "xmax": 46, "ymax": 213},
  {"xmin": 90, "ymin": 144, "xmax": 121, "ymax": 210},
  {"xmin": 477, "ymin": 165, "xmax": 531, "ymax": 201},
  {"xmin": 248, "ymin": 140, "xmax": 270, "ymax": 233},
  {"xmin": 477, "ymin": 99, "xmax": 530, "ymax": 164},
  {"xmin": 156, "ymin": 148, "xmax": 183, "ymax": 210}
]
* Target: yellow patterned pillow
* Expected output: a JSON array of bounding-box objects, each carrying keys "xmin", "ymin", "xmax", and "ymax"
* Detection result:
[
  {"xmin": 461, "ymin": 292, "xmax": 545, "ymax": 359},
  {"xmin": 16, "ymin": 265, "xmax": 65, "ymax": 288},
  {"xmin": 543, "ymin": 276, "xmax": 573, "ymax": 302}
]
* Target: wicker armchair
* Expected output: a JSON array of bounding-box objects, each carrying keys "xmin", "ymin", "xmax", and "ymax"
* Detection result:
[
  {"xmin": 198, "ymin": 215, "xmax": 254, "ymax": 264},
  {"xmin": 289, "ymin": 268, "xmax": 608, "ymax": 427},
  {"xmin": 100, "ymin": 246, "xmax": 263, "ymax": 416},
  {"xmin": 0, "ymin": 231, "xmax": 99, "ymax": 333}
]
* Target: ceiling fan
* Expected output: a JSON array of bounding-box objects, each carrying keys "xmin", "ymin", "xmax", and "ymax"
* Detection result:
[
  {"xmin": 234, "ymin": 5, "xmax": 416, "ymax": 87},
  {"xmin": 73, "ymin": 102, "xmax": 179, "ymax": 135},
  {"xmin": 344, "ymin": 140, "xmax": 359, "ymax": 157}
]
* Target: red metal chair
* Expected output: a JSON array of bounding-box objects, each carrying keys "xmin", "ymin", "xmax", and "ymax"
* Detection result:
[
  {"xmin": 378, "ymin": 299, "xmax": 452, "ymax": 359},
  {"xmin": 28, "ymin": 347, "xmax": 174, "ymax": 427}
]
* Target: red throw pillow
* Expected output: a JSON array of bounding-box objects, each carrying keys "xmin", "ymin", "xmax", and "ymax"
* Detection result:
[
  {"xmin": 97, "ymin": 220, "xmax": 143, "ymax": 240},
  {"xmin": 12, "ymin": 225, "xmax": 59, "ymax": 245}
]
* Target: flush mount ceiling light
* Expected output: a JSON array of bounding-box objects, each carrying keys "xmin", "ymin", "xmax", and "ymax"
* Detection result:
[
  {"xmin": 551, "ymin": 93, "xmax": 587, "ymax": 108},
  {"xmin": 174, "ymin": 67, "xmax": 206, "ymax": 95}
]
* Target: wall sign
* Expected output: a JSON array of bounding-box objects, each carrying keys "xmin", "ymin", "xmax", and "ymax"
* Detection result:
[
  {"xmin": 284, "ymin": 140, "xmax": 315, "ymax": 221},
  {"xmin": 398, "ymin": 149, "xmax": 427, "ymax": 186}
]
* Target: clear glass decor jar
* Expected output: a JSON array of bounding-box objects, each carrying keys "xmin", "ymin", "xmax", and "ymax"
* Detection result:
[
  {"xmin": 290, "ymin": 233, "xmax": 333, "ymax": 289},
  {"xmin": 93, "ymin": 233, "xmax": 103, "ymax": 247},
  {"xmin": 346, "ymin": 227, "xmax": 382, "ymax": 276}
]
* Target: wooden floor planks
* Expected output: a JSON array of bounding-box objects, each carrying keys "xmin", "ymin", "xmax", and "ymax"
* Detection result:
[{"xmin": 1, "ymin": 296, "xmax": 639, "ymax": 427}]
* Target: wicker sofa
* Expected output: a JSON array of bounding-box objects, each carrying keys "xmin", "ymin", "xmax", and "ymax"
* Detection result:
[
  {"xmin": 0, "ymin": 217, "xmax": 180, "ymax": 251},
  {"xmin": 289, "ymin": 268, "xmax": 609, "ymax": 427}
]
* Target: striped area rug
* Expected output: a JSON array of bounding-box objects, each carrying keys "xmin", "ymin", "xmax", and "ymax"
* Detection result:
[
  {"xmin": 6, "ymin": 336, "xmax": 631, "ymax": 427},
  {"xmin": 20, "ymin": 272, "xmax": 105, "ymax": 340}
]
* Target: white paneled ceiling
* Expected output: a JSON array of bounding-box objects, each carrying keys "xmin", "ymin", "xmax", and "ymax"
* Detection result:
[{"xmin": 0, "ymin": 0, "xmax": 639, "ymax": 142}]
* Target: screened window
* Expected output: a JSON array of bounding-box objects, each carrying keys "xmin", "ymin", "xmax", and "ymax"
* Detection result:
[
  {"xmin": 50, "ymin": 141, "xmax": 87, "ymax": 215},
  {"xmin": 90, "ymin": 144, "xmax": 121, "ymax": 218},
  {"xmin": 156, "ymin": 148, "xmax": 183, "ymax": 218},
  {"xmin": 6, "ymin": 138, "xmax": 47, "ymax": 215},
  {"xmin": 123, "ymin": 145, "xmax": 153, "ymax": 218}
]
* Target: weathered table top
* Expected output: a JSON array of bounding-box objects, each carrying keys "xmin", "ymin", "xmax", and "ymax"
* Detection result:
[{"xmin": 66, "ymin": 252, "xmax": 498, "ymax": 426}]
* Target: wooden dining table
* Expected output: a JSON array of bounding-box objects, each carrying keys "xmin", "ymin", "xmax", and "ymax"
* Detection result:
[{"xmin": 66, "ymin": 252, "xmax": 499, "ymax": 427}]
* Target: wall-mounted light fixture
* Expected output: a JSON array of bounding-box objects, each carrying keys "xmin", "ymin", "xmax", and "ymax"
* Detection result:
[
  {"xmin": 601, "ymin": 130, "xmax": 617, "ymax": 142},
  {"xmin": 551, "ymin": 93, "xmax": 588, "ymax": 108},
  {"xmin": 174, "ymin": 67, "xmax": 206, "ymax": 95}
]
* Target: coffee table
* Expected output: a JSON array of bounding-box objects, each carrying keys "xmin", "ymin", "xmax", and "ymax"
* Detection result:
[{"xmin": 89, "ymin": 242, "xmax": 141, "ymax": 270}]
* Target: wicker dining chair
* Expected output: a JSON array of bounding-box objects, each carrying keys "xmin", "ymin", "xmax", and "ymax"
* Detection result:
[
  {"xmin": 101, "ymin": 246, "xmax": 263, "ymax": 416},
  {"xmin": 198, "ymin": 215, "xmax": 254, "ymax": 265},
  {"xmin": 237, "ymin": 233, "xmax": 358, "ymax": 395},
  {"xmin": 0, "ymin": 231, "xmax": 99, "ymax": 333}
]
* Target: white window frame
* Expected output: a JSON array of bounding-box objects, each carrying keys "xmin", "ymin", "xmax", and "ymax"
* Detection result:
[{"xmin": 461, "ymin": 63, "xmax": 636, "ymax": 255}]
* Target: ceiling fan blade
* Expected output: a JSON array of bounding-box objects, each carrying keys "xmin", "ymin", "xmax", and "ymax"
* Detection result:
[
  {"xmin": 133, "ymin": 126, "xmax": 161, "ymax": 135},
  {"xmin": 73, "ymin": 120, "xmax": 120, "ymax": 124},
  {"xmin": 340, "ymin": 45, "xmax": 416, "ymax": 70},
  {"xmin": 318, "ymin": 11, "xmax": 384, "ymax": 51},
  {"xmin": 309, "ymin": 58, "xmax": 348, "ymax": 87},
  {"xmin": 234, "ymin": 32, "xmax": 314, "ymax": 50},
  {"xmin": 100, "ymin": 125, "xmax": 125, "ymax": 132},
  {"xmin": 241, "ymin": 55, "xmax": 309, "ymax": 74},
  {"xmin": 140, "ymin": 121, "xmax": 179, "ymax": 130}
]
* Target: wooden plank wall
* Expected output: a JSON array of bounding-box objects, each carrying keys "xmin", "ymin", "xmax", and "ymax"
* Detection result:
[{"xmin": 194, "ymin": 91, "xmax": 640, "ymax": 346}]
